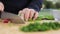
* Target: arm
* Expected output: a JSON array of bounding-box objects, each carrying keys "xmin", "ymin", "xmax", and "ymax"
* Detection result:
[{"xmin": 27, "ymin": 0, "xmax": 43, "ymax": 12}]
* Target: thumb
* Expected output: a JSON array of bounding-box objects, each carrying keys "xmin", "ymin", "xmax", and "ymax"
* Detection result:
[{"xmin": 18, "ymin": 11, "xmax": 25, "ymax": 21}]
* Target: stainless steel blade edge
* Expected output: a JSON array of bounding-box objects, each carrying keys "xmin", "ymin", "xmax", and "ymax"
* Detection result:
[{"xmin": 1, "ymin": 12, "xmax": 25, "ymax": 24}]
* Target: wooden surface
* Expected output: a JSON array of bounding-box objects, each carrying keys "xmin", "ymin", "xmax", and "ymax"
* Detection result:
[{"xmin": 0, "ymin": 20, "xmax": 60, "ymax": 34}]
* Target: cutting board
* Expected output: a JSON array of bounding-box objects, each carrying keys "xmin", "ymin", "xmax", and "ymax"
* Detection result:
[{"xmin": 0, "ymin": 20, "xmax": 60, "ymax": 34}]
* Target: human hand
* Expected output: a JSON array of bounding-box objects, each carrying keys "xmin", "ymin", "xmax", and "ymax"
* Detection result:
[
  {"xmin": 18, "ymin": 8, "xmax": 39, "ymax": 21},
  {"xmin": 0, "ymin": 2, "xmax": 4, "ymax": 12}
]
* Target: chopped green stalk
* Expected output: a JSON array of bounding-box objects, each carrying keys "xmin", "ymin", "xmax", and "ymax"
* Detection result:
[{"xmin": 20, "ymin": 22, "xmax": 60, "ymax": 32}]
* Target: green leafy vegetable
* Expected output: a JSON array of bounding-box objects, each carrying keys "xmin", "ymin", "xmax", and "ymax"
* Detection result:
[{"xmin": 20, "ymin": 22, "xmax": 60, "ymax": 32}]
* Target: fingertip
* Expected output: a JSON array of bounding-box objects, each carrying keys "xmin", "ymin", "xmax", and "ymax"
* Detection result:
[
  {"xmin": 33, "ymin": 17, "xmax": 36, "ymax": 21},
  {"xmin": 25, "ymin": 18, "xmax": 28, "ymax": 22},
  {"xmin": 33, "ymin": 12, "xmax": 39, "ymax": 20}
]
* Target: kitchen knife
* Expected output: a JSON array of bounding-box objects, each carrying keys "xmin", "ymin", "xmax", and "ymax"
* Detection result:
[{"xmin": 0, "ymin": 11, "xmax": 25, "ymax": 24}]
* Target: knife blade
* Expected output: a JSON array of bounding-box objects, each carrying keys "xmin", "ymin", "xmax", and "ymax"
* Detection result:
[{"xmin": 0, "ymin": 11, "xmax": 25, "ymax": 24}]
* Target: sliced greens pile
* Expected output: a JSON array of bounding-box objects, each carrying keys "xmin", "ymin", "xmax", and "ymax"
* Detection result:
[
  {"xmin": 36, "ymin": 15, "xmax": 54, "ymax": 20},
  {"xmin": 20, "ymin": 22, "xmax": 60, "ymax": 32},
  {"xmin": 28, "ymin": 15, "xmax": 54, "ymax": 22}
]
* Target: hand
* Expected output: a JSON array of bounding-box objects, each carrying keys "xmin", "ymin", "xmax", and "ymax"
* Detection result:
[
  {"xmin": 0, "ymin": 2, "xmax": 4, "ymax": 12},
  {"xmin": 18, "ymin": 8, "xmax": 39, "ymax": 21}
]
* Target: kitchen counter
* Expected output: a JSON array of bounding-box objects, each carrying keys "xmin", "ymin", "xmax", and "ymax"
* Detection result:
[{"xmin": 0, "ymin": 20, "xmax": 60, "ymax": 34}]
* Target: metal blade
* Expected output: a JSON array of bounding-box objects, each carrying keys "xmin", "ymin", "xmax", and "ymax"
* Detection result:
[{"xmin": 1, "ymin": 12, "xmax": 25, "ymax": 24}]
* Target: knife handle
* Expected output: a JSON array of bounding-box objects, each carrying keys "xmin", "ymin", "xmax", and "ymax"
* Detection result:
[{"xmin": 0, "ymin": 11, "xmax": 1, "ymax": 18}]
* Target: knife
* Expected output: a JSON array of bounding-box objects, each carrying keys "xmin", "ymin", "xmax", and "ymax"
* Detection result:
[{"xmin": 0, "ymin": 11, "xmax": 25, "ymax": 24}]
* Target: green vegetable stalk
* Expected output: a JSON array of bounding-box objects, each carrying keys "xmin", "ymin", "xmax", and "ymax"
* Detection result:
[{"xmin": 20, "ymin": 22, "xmax": 60, "ymax": 32}]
